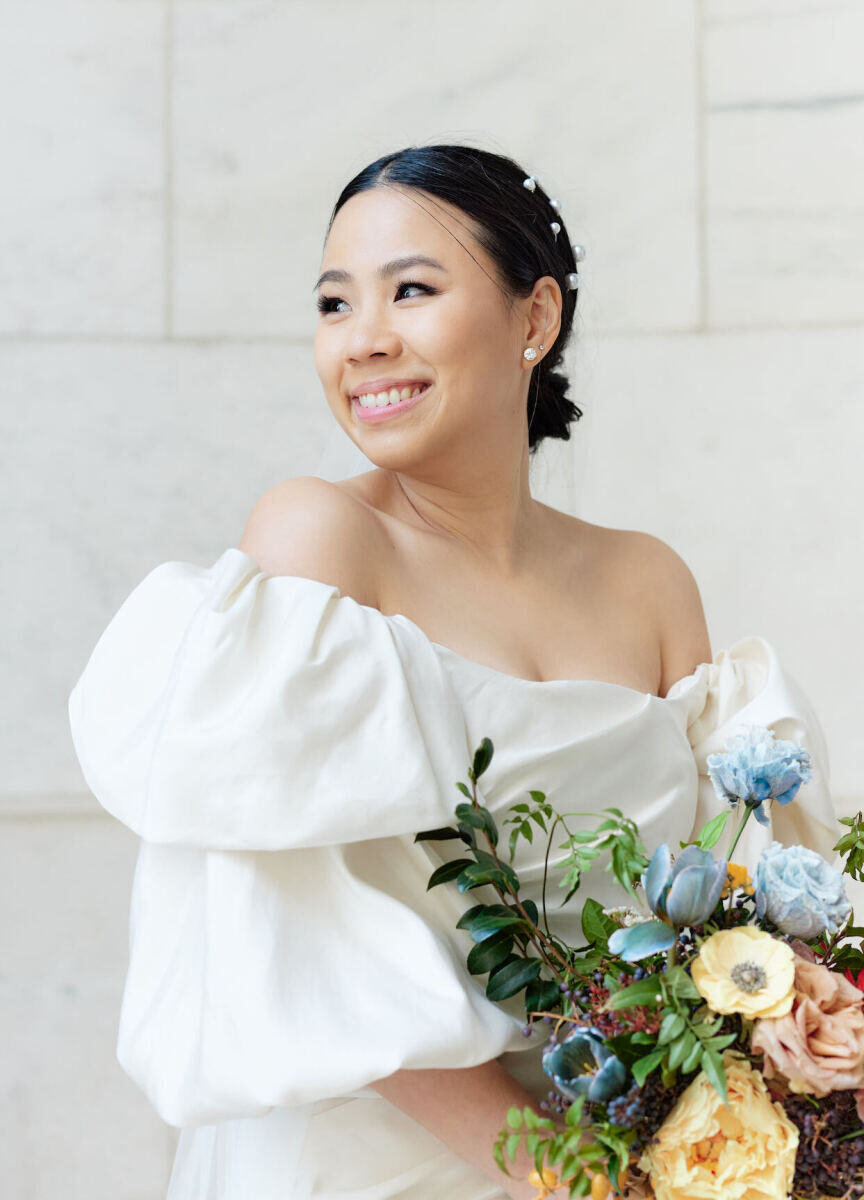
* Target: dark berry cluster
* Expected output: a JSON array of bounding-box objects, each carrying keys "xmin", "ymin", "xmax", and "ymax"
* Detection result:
[
  {"xmin": 785, "ymin": 1090, "xmax": 864, "ymax": 1198},
  {"xmin": 605, "ymin": 1072, "xmax": 690, "ymax": 1149}
]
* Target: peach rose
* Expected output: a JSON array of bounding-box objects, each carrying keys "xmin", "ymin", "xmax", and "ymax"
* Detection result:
[
  {"xmin": 751, "ymin": 956, "xmax": 864, "ymax": 1095},
  {"xmin": 638, "ymin": 1052, "xmax": 798, "ymax": 1200}
]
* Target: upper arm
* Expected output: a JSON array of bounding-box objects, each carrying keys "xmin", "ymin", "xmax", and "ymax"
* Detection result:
[
  {"xmin": 236, "ymin": 476, "xmax": 384, "ymax": 606},
  {"xmin": 630, "ymin": 533, "xmax": 713, "ymax": 697}
]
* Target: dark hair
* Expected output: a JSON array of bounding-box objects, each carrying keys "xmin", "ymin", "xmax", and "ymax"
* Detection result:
[{"xmin": 326, "ymin": 143, "xmax": 584, "ymax": 454}]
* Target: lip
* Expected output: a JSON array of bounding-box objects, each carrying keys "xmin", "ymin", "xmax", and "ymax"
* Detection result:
[{"xmin": 352, "ymin": 383, "xmax": 431, "ymax": 422}]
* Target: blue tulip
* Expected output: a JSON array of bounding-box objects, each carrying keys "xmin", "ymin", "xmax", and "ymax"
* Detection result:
[
  {"xmin": 607, "ymin": 843, "xmax": 727, "ymax": 962},
  {"xmin": 706, "ymin": 725, "xmax": 811, "ymax": 826},
  {"xmin": 542, "ymin": 1026, "xmax": 628, "ymax": 1104}
]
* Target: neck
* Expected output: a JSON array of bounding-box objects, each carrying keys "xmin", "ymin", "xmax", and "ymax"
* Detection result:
[{"xmin": 385, "ymin": 443, "xmax": 540, "ymax": 575}]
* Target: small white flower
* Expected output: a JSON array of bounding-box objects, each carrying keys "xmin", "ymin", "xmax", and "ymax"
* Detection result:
[{"xmin": 602, "ymin": 904, "xmax": 648, "ymax": 928}]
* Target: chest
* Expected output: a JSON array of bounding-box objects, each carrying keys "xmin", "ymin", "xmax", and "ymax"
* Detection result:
[{"xmin": 377, "ymin": 534, "xmax": 663, "ymax": 693}]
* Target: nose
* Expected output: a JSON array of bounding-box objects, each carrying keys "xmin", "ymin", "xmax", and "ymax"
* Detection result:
[{"xmin": 344, "ymin": 298, "xmax": 402, "ymax": 362}]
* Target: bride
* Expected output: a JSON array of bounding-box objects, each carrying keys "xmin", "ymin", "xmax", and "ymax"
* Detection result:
[{"xmin": 68, "ymin": 143, "xmax": 837, "ymax": 1200}]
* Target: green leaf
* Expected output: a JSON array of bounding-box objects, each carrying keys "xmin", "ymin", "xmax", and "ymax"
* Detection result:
[
  {"xmin": 609, "ymin": 975, "xmax": 664, "ymax": 1010},
  {"xmin": 528, "ymin": 790, "xmax": 547, "ymax": 803},
  {"xmin": 506, "ymin": 1106, "xmax": 522, "ymax": 1130},
  {"xmin": 505, "ymin": 1133, "xmax": 521, "ymax": 1161},
  {"xmin": 525, "ymin": 976, "xmax": 560, "ymax": 1015},
  {"xmin": 468, "ymin": 912, "xmax": 526, "ymax": 942},
  {"xmin": 471, "ymin": 738, "xmax": 494, "ymax": 780},
  {"xmin": 657, "ymin": 1012, "xmax": 686, "ymax": 1045},
  {"xmin": 485, "ymin": 957, "xmax": 542, "ymax": 1001},
  {"xmin": 467, "ymin": 931, "xmax": 515, "ymax": 975},
  {"xmin": 681, "ymin": 1038, "xmax": 704, "ymax": 1073},
  {"xmin": 580, "ymin": 898, "xmax": 615, "ymax": 948},
  {"xmin": 667, "ymin": 1031, "xmax": 697, "ymax": 1071},
  {"xmin": 530, "ymin": 811, "xmax": 548, "ymax": 832},
  {"xmin": 520, "ymin": 820, "xmax": 533, "ymax": 844},
  {"xmin": 455, "ymin": 903, "xmax": 489, "ymax": 929},
  {"xmin": 427, "ymin": 859, "xmax": 474, "ymax": 889},
  {"xmin": 455, "ymin": 803, "xmax": 486, "ymax": 829},
  {"xmin": 701, "ymin": 1048, "xmax": 728, "ymax": 1104},
  {"xmin": 706, "ymin": 1033, "xmax": 737, "ymax": 1051},
  {"xmin": 631, "ymin": 1048, "xmax": 665, "ymax": 1086},
  {"xmin": 521, "ymin": 899, "xmax": 539, "ymax": 925},
  {"xmin": 456, "ymin": 863, "xmax": 510, "ymax": 892},
  {"xmin": 696, "ymin": 810, "xmax": 730, "ymax": 851},
  {"xmin": 508, "ymin": 826, "xmax": 520, "ymax": 862},
  {"xmin": 415, "ymin": 826, "xmax": 461, "ymax": 843},
  {"xmin": 455, "ymin": 781, "xmax": 471, "ymax": 798}
]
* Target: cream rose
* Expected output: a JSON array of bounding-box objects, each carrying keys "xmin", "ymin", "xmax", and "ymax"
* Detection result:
[
  {"xmin": 638, "ymin": 1053, "xmax": 798, "ymax": 1200},
  {"xmin": 752, "ymin": 956, "xmax": 864, "ymax": 1095}
]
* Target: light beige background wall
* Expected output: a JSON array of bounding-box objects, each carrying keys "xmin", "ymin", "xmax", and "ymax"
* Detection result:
[{"xmin": 2, "ymin": 1, "xmax": 862, "ymax": 1196}]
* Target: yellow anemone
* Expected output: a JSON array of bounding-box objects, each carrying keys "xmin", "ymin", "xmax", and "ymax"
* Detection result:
[{"xmin": 691, "ymin": 926, "xmax": 795, "ymax": 1018}]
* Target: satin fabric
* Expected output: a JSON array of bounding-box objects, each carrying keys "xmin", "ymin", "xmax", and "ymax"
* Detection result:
[{"xmin": 68, "ymin": 548, "xmax": 839, "ymax": 1199}]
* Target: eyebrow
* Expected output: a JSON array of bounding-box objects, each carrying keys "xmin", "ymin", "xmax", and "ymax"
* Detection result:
[{"xmin": 313, "ymin": 254, "xmax": 449, "ymax": 291}]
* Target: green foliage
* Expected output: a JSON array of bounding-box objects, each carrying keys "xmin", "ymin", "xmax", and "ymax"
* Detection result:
[
  {"xmin": 580, "ymin": 897, "xmax": 617, "ymax": 950},
  {"xmin": 693, "ymin": 810, "xmax": 730, "ymax": 851},
  {"xmin": 556, "ymin": 808, "xmax": 649, "ymax": 903},
  {"xmin": 502, "ymin": 791, "xmax": 554, "ymax": 863},
  {"xmin": 835, "ymin": 813, "xmax": 864, "ymax": 882},
  {"xmin": 469, "ymin": 737, "xmax": 494, "ymax": 782}
]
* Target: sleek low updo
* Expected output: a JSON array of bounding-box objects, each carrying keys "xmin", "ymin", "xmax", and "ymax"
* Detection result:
[{"xmin": 326, "ymin": 143, "xmax": 584, "ymax": 455}]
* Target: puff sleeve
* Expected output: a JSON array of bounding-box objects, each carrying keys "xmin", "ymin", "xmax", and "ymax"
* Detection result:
[
  {"xmin": 665, "ymin": 635, "xmax": 839, "ymax": 869},
  {"xmin": 68, "ymin": 549, "xmax": 528, "ymax": 1127},
  {"xmin": 69, "ymin": 547, "xmax": 475, "ymax": 849}
]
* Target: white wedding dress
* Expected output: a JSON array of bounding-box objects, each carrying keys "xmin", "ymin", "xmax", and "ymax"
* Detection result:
[{"xmin": 67, "ymin": 547, "xmax": 839, "ymax": 1200}]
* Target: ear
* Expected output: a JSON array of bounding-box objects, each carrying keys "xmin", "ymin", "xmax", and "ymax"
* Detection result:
[{"xmin": 522, "ymin": 276, "xmax": 562, "ymax": 357}]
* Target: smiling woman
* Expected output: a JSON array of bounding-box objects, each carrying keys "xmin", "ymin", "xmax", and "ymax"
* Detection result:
[
  {"xmin": 68, "ymin": 143, "xmax": 838, "ymax": 1200},
  {"xmin": 312, "ymin": 145, "xmax": 584, "ymax": 468}
]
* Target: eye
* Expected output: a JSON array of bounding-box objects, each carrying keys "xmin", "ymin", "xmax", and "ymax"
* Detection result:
[{"xmin": 316, "ymin": 279, "xmax": 437, "ymax": 314}]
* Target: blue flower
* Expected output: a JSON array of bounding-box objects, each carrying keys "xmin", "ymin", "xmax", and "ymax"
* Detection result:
[
  {"xmin": 542, "ymin": 1026, "xmax": 628, "ymax": 1104},
  {"xmin": 707, "ymin": 725, "xmax": 811, "ymax": 827},
  {"xmin": 754, "ymin": 840, "xmax": 851, "ymax": 939},
  {"xmin": 607, "ymin": 844, "xmax": 728, "ymax": 961}
]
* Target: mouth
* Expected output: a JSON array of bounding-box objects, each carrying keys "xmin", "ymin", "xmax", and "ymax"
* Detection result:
[{"xmin": 351, "ymin": 383, "xmax": 431, "ymax": 422}]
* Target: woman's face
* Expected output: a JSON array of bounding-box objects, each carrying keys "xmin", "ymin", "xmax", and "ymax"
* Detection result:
[{"xmin": 313, "ymin": 184, "xmax": 537, "ymax": 474}]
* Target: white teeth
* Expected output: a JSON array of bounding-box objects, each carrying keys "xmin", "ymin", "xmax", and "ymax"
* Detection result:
[{"xmin": 357, "ymin": 384, "xmax": 427, "ymax": 408}]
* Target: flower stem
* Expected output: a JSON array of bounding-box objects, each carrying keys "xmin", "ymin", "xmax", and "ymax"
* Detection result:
[
  {"xmin": 667, "ymin": 941, "xmax": 678, "ymax": 969},
  {"xmin": 726, "ymin": 804, "xmax": 755, "ymax": 861}
]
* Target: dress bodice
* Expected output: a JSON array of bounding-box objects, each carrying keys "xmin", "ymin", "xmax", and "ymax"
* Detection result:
[{"xmin": 67, "ymin": 547, "xmax": 838, "ymax": 1132}]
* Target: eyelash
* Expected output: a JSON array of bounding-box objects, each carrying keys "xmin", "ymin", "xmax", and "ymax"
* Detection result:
[{"xmin": 316, "ymin": 279, "xmax": 437, "ymax": 314}]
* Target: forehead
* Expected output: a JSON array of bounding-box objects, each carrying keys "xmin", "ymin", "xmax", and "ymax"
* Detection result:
[{"xmin": 322, "ymin": 184, "xmax": 484, "ymax": 271}]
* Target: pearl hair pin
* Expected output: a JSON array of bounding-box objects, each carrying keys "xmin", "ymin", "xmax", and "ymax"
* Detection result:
[{"xmin": 522, "ymin": 174, "xmax": 585, "ymax": 290}]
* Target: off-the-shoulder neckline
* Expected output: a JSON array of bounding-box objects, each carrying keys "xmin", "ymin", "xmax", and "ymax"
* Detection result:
[{"xmin": 226, "ymin": 547, "xmax": 707, "ymax": 700}]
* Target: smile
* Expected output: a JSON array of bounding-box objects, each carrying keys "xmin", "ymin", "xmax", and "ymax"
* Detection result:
[{"xmin": 352, "ymin": 384, "xmax": 431, "ymax": 422}]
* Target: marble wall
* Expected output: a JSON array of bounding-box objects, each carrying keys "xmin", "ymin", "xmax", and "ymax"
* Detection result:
[{"xmin": 2, "ymin": 1, "xmax": 862, "ymax": 1195}]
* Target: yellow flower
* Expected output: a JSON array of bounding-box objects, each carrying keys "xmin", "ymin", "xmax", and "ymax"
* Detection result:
[
  {"xmin": 639, "ymin": 1053, "xmax": 798, "ymax": 1200},
  {"xmin": 528, "ymin": 1167, "xmax": 560, "ymax": 1198},
  {"xmin": 691, "ymin": 926, "xmax": 795, "ymax": 1018},
  {"xmin": 721, "ymin": 862, "xmax": 754, "ymax": 898}
]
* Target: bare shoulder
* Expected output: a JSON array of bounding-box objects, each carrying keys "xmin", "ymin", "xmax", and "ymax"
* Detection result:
[
  {"xmin": 554, "ymin": 512, "xmax": 713, "ymax": 694},
  {"xmin": 236, "ymin": 476, "xmax": 387, "ymax": 607},
  {"xmin": 617, "ymin": 528, "xmax": 713, "ymax": 692}
]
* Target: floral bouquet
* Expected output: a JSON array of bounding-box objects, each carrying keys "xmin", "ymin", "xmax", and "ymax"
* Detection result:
[{"xmin": 417, "ymin": 726, "xmax": 864, "ymax": 1200}]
